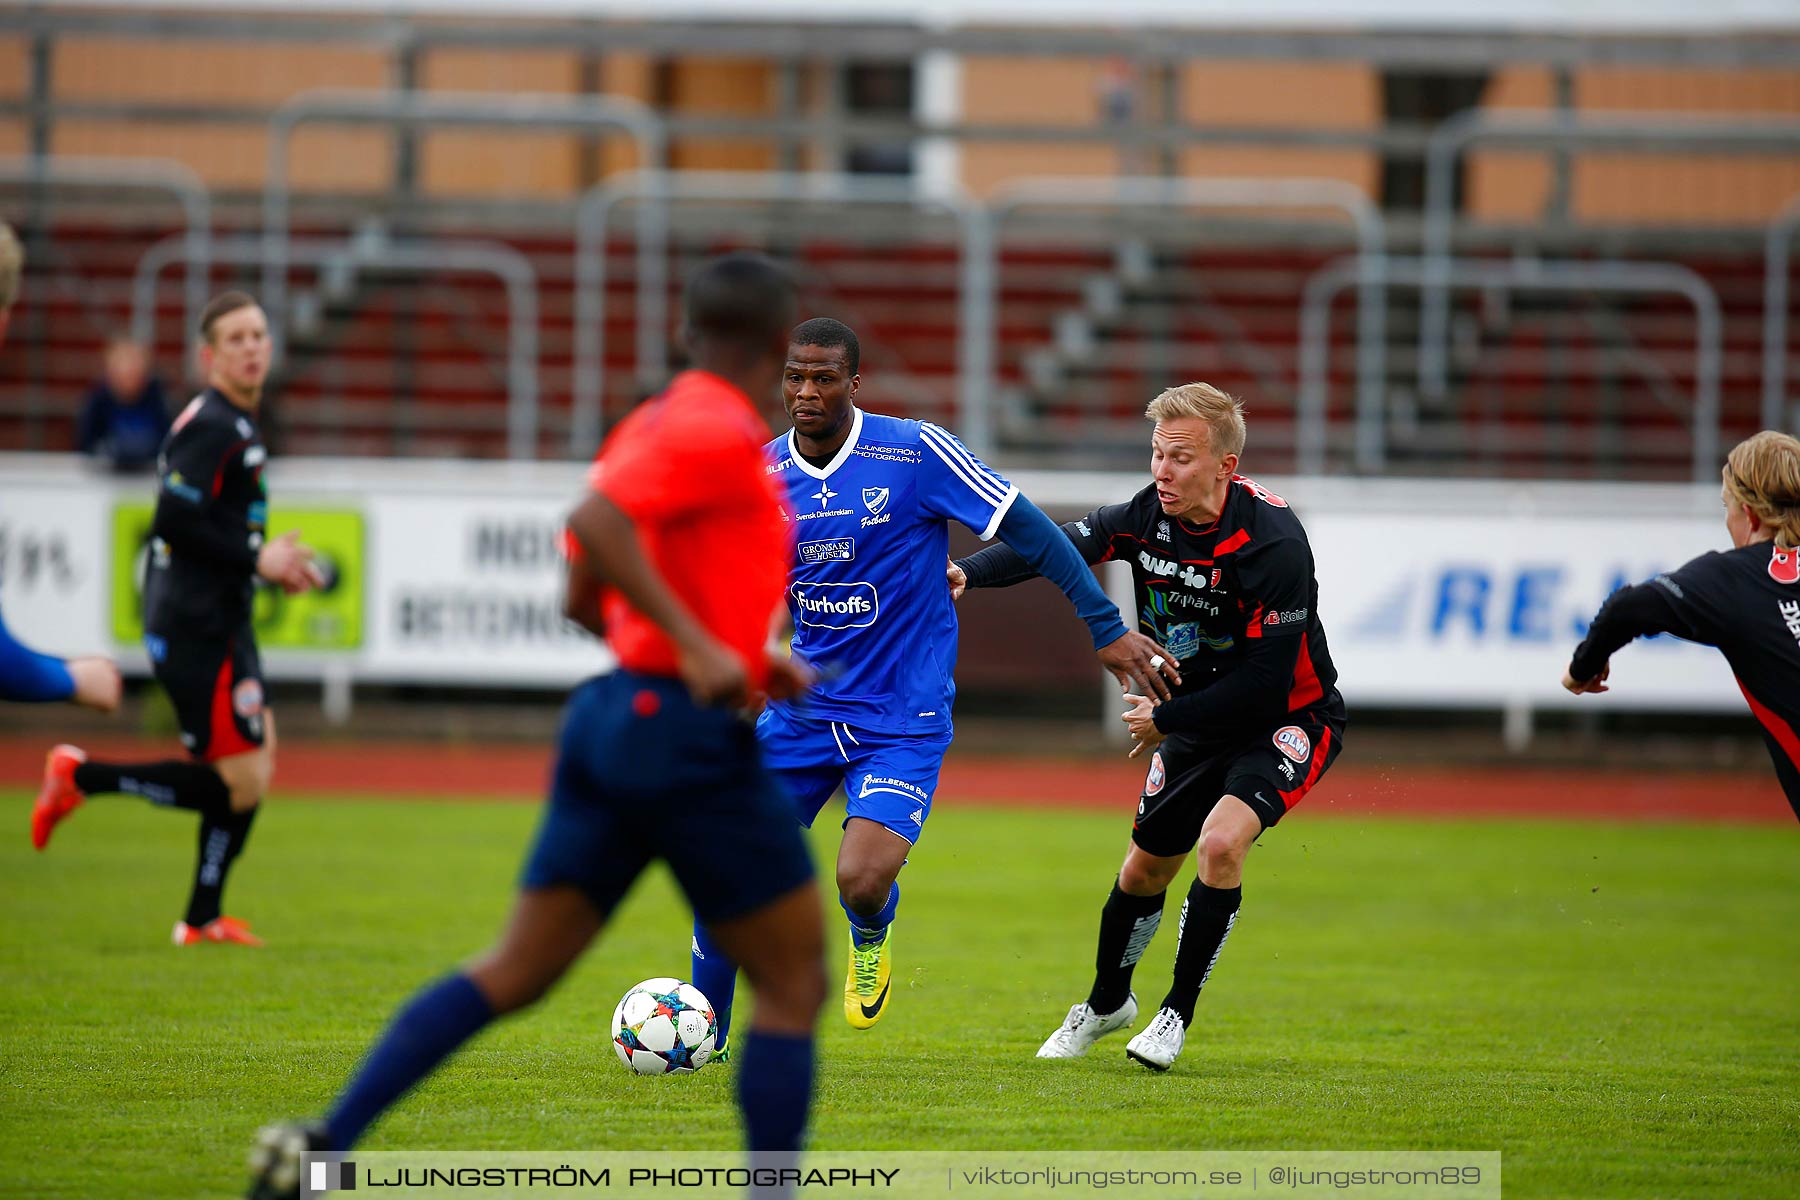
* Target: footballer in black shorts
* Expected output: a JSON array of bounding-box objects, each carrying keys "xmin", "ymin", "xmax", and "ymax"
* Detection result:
[
  {"xmin": 31, "ymin": 294, "xmax": 323, "ymax": 947},
  {"xmin": 955, "ymin": 382, "xmax": 1344, "ymax": 1070}
]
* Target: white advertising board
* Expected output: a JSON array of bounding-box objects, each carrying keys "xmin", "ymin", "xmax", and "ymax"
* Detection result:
[
  {"xmin": 363, "ymin": 491, "xmax": 614, "ymax": 685},
  {"xmin": 0, "ymin": 476, "xmax": 112, "ymax": 660},
  {"xmin": 1019, "ymin": 470, "xmax": 1740, "ymax": 713},
  {"xmin": 0, "ymin": 454, "xmax": 1742, "ymax": 710}
]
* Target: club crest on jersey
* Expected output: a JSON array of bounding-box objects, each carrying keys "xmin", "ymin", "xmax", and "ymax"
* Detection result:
[
  {"xmin": 1145, "ymin": 751, "xmax": 1166, "ymax": 795},
  {"xmin": 1770, "ymin": 545, "xmax": 1800, "ymax": 585},
  {"xmin": 1273, "ymin": 725, "xmax": 1311, "ymax": 763},
  {"xmin": 862, "ymin": 486, "xmax": 889, "ymax": 516}
]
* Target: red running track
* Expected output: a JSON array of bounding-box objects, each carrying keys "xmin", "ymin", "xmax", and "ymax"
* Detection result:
[{"xmin": 0, "ymin": 736, "xmax": 1791, "ymax": 823}]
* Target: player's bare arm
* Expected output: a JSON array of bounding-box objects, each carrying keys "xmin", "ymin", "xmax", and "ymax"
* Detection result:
[
  {"xmin": 565, "ymin": 490, "xmax": 746, "ymax": 705},
  {"xmin": 561, "ymin": 551, "xmax": 608, "ymax": 640}
]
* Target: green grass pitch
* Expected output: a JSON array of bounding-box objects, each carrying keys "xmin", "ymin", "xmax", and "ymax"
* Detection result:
[{"xmin": 2, "ymin": 791, "xmax": 1796, "ymax": 1199}]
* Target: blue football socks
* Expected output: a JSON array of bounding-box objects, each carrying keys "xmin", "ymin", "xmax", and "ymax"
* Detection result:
[
  {"xmin": 736, "ymin": 1028, "xmax": 814, "ymax": 1152},
  {"xmin": 325, "ymin": 972, "xmax": 495, "ymax": 1150},
  {"xmin": 841, "ymin": 881, "xmax": 899, "ymax": 949},
  {"xmin": 691, "ymin": 920, "xmax": 741, "ymax": 1046}
]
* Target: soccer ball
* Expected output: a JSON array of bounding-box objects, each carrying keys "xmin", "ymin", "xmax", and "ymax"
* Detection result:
[{"xmin": 611, "ymin": 977, "xmax": 718, "ymax": 1075}]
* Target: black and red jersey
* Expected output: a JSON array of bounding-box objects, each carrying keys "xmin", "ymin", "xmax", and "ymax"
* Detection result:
[
  {"xmin": 142, "ymin": 388, "xmax": 269, "ymax": 641},
  {"xmin": 1571, "ymin": 540, "xmax": 1800, "ymax": 819},
  {"xmin": 958, "ymin": 475, "xmax": 1340, "ymax": 738}
]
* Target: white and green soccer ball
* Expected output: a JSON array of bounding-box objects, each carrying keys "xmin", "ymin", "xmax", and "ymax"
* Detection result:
[{"xmin": 611, "ymin": 977, "xmax": 718, "ymax": 1075}]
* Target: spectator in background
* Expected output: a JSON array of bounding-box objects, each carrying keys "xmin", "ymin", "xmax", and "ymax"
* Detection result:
[{"xmin": 79, "ymin": 337, "xmax": 169, "ymax": 472}]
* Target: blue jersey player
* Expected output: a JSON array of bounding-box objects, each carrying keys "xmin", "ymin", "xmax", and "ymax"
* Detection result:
[
  {"xmin": 0, "ymin": 219, "xmax": 122, "ymax": 716},
  {"xmin": 692, "ymin": 318, "xmax": 1180, "ymax": 1038}
]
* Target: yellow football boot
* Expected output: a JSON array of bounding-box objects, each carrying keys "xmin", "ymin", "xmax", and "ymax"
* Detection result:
[{"xmin": 843, "ymin": 927, "xmax": 893, "ymax": 1029}]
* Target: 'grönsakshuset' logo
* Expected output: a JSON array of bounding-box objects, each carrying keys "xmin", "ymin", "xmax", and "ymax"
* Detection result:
[
  {"xmin": 798, "ymin": 538, "xmax": 855, "ymax": 564},
  {"xmin": 791, "ymin": 582, "xmax": 880, "ymax": 630}
]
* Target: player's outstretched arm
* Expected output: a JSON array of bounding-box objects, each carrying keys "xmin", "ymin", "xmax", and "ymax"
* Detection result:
[
  {"xmin": 1564, "ymin": 577, "xmax": 1700, "ymax": 696},
  {"xmin": 565, "ymin": 490, "xmax": 746, "ymax": 705}
]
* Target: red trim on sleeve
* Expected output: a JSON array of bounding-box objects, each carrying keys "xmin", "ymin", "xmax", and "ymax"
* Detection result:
[
  {"xmin": 1278, "ymin": 726, "xmax": 1332, "ymax": 810},
  {"xmin": 1286, "ymin": 631, "xmax": 1324, "ymax": 710},
  {"xmin": 1244, "ymin": 604, "xmax": 1265, "ymax": 639},
  {"xmin": 1737, "ymin": 676, "xmax": 1800, "ymax": 772}
]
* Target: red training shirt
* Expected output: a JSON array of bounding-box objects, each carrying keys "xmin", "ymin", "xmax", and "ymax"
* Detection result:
[{"xmin": 575, "ymin": 370, "xmax": 791, "ymax": 688}]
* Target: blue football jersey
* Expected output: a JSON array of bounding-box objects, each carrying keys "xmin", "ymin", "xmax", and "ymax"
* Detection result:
[{"xmin": 767, "ymin": 408, "xmax": 1018, "ymax": 736}]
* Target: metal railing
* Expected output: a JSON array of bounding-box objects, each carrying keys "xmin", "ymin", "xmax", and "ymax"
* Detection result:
[
  {"xmin": 1419, "ymin": 110, "xmax": 1800, "ymax": 402},
  {"xmin": 135, "ymin": 234, "xmax": 542, "ymax": 459},
  {"xmin": 0, "ymin": 156, "xmax": 212, "ymax": 349},
  {"xmin": 569, "ymin": 169, "xmax": 980, "ymax": 456},
  {"xmin": 1304, "ymin": 255, "xmax": 1721, "ymax": 480},
  {"xmin": 1762, "ymin": 193, "xmax": 1800, "ymax": 433},
  {"xmin": 262, "ymin": 89, "xmax": 664, "ymax": 356},
  {"xmin": 979, "ymin": 176, "xmax": 1386, "ymax": 468}
]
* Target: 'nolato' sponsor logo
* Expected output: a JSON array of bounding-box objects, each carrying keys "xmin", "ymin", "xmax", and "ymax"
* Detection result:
[{"xmin": 792, "ymin": 582, "xmax": 879, "ymax": 629}]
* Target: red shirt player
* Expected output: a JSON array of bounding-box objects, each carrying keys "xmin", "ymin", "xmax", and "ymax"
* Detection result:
[{"xmin": 249, "ymin": 254, "xmax": 828, "ymax": 1198}]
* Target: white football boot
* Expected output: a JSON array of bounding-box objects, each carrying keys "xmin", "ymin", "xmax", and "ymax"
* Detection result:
[
  {"xmin": 1124, "ymin": 1006, "xmax": 1187, "ymax": 1071},
  {"xmin": 1036, "ymin": 992, "xmax": 1138, "ymax": 1058}
]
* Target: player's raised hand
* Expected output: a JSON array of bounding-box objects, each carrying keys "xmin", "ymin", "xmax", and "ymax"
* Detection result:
[
  {"xmin": 1098, "ymin": 630, "xmax": 1181, "ymax": 701},
  {"xmin": 678, "ymin": 636, "xmax": 751, "ymax": 707},
  {"xmin": 1121, "ymin": 692, "xmax": 1165, "ymax": 759},
  {"xmin": 946, "ymin": 556, "xmax": 967, "ymax": 601},
  {"xmin": 1562, "ymin": 664, "xmax": 1610, "ymax": 695}
]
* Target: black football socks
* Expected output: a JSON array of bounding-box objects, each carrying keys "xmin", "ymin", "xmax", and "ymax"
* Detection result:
[
  {"xmin": 185, "ymin": 804, "xmax": 258, "ymax": 928},
  {"xmin": 73, "ymin": 759, "xmax": 231, "ymax": 816},
  {"xmin": 1161, "ymin": 879, "xmax": 1242, "ymax": 1026},
  {"xmin": 1086, "ymin": 880, "xmax": 1166, "ymax": 1016}
]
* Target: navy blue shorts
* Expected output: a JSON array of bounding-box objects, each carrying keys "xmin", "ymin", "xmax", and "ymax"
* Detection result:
[{"xmin": 521, "ymin": 671, "xmax": 814, "ymax": 925}]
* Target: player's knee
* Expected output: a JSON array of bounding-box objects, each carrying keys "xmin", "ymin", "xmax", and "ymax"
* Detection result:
[
  {"xmin": 1118, "ymin": 855, "xmax": 1176, "ymax": 896},
  {"xmin": 217, "ymin": 751, "xmax": 272, "ymax": 811},
  {"xmin": 1196, "ymin": 827, "xmax": 1248, "ymax": 875},
  {"xmin": 835, "ymin": 866, "xmax": 891, "ymax": 917}
]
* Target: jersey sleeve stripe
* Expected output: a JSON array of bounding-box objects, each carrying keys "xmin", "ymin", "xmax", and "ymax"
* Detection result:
[
  {"xmin": 920, "ymin": 423, "xmax": 1012, "ymax": 495},
  {"xmin": 919, "ymin": 424, "xmax": 1010, "ymax": 507},
  {"xmin": 979, "ymin": 486, "xmax": 1020, "ymax": 541}
]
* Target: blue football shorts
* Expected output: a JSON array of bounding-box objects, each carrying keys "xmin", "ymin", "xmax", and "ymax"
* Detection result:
[
  {"xmin": 756, "ymin": 704, "xmax": 952, "ymax": 846},
  {"xmin": 522, "ymin": 670, "xmax": 814, "ymax": 924}
]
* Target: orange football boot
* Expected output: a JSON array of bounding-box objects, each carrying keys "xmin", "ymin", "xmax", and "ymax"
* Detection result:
[
  {"xmin": 30, "ymin": 744, "xmax": 87, "ymax": 850},
  {"xmin": 172, "ymin": 915, "xmax": 265, "ymax": 947}
]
